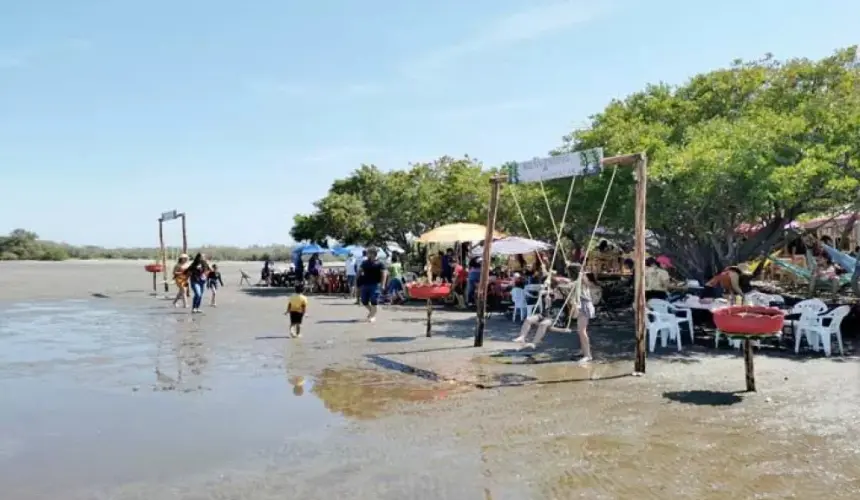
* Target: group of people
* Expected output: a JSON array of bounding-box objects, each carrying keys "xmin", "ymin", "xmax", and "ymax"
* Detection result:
[{"xmin": 171, "ymin": 253, "xmax": 223, "ymax": 313}]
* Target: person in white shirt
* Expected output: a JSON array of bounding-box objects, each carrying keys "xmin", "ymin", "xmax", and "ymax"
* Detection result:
[{"xmin": 345, "ymin": 254, "xmax": 357, "ymax": 299}]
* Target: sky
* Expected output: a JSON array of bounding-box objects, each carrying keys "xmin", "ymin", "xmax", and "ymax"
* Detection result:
[{"xmin": 1, "ymin": 0, "xmax": 858, "ymax": 248}]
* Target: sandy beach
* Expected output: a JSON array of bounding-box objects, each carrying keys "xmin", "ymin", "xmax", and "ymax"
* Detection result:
[{"xmin": 1, "ymin": 260, "xmax": 858, "ymax": 499}]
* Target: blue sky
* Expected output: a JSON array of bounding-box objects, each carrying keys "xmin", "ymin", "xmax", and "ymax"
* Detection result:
[{"xmin": 1, "ymin": 0, "xmax": 857, "ymax": 247}]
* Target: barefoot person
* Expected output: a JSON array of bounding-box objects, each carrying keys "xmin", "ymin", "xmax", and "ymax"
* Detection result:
[
  {"xmin": 172, "ymin": 254, "xmax": 190, "ymax": 308},
  {"xmin": 285, "ymin": 283, "xmax": 308, "ymax": 337},
  {"xmin": 358, "ymin": 247, "xmax": 387, "ymax": 322},
  {"xmin": 207, "ymin": 264, "xmax": 224, "ymax": 307},
  {"xmin": 185, "ymin": 253, "xmax": 211, "ymax": 313}
]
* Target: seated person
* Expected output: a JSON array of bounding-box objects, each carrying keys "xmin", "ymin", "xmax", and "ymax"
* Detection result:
[{"xmin": 644, "ymin": 257, "xmax": 671, "ymax": 301}]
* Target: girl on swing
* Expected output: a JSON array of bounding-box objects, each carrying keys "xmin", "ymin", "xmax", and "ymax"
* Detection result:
[{"xmin": 514, "ymin": 270, "xmax": 597, "ymax": 365}]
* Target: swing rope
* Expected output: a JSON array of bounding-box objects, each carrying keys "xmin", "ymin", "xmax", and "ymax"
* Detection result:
[
  {"xmin": 552, "ymin": 164, "xmax": 620, "ymax": 327},
  {"xmin": 529, "ymin": 175, "xmax": 577, "ymax": 316},
  {"xmin": 506, "ymin": 184, "xmax": 534, "ymax": 240}
]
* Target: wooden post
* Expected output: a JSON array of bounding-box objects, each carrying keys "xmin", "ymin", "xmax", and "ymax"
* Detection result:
[
  {"xmin": 158, "ymin": 218, "xmax": 169, "ymax": 293},
  {"xmin": 180, "ymin": 213, "xmax": 188, "ymax": 254},
  {"xmin": 425, "ymin": 299, "xmax": 433, "ymax": 337},
  {"xmin": 151, "ymin": 271, "xmax": 157, "ymax": 292},
  {"xmin": 633, "ymin": 155, "xmax": 648, "ymax": 374},
  {"xmin": 474, "ymin": 175, "xmax": 505, "ymax": 347},
  {"xmin": 600, "ymin": 152, "xmax": 648, "ymax": 374},
  {"xmin": 743, "ymin": 338, "xmax": 756, "ymax": 392}
]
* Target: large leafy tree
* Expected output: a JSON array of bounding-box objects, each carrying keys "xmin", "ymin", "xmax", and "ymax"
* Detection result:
[
  {"xmin": 556, "ymin": 47, "xmax": 860, "ymax": 280},
  {"xmin": 291, "ymin": 157, "xmax": 551, "ymax": 248}
]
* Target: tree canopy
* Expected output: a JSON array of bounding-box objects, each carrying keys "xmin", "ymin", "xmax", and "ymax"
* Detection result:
[{"xmin": 292, "ymin": 47, "xmax": 860, "ymax": 280}]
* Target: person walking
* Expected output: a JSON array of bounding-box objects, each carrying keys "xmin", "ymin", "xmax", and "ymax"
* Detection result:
[
  {"xmin": 185, "ymin": 253, "xmax": 211, "ymax": 313},
  {"xmin": 172, "ymin": 254, "xmax": 190, "ymax": 308},
  {"xmin": 357, "ymin": 247, "xmax": 387, "ymax": 322},
  {"xmin": 207, "ymin": 263, "xmax": 224, "ymax": 307}
]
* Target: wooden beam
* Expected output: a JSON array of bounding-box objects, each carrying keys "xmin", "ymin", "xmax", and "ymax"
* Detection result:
[
  {"xmin": 474, "ymin": 175, "xmax": 506, "ymax": 347},
  {"xmin": 601, "ymin": 152, "xmax": 644, "ymax": 168},
  {"xmin": 158, "ymin": 218, "xmax": 169, "ymax": 293}
]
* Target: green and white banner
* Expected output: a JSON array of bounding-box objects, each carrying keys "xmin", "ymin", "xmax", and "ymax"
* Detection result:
[{"xmin": 508, "ymin": 148, "xmax": 604, "ymax": 184}]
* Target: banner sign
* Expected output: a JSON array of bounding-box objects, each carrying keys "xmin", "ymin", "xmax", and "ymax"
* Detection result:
[
  {"xmin": 508, "ymin": 148, "xmax": 604, "ymax": 184},
  {"xmin": 160, "ymin": 210, "xmax": 179, "ymax": 221}
]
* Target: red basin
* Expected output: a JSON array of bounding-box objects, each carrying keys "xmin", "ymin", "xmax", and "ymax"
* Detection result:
[
  {"xmin": 407, "ymin": 283, "xmax": 452, "ymax": 300},
  {"xmin": 144, "ymin": 263, "xmax": 164, "ymax": 273},
  {"xmin": 712, "ymin": 305, "xmax": 785, "ymax": 335}
]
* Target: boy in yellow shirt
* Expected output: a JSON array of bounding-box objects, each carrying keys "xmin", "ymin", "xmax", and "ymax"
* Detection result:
[{"xmin": 285, "ymin": 283, "xmax": 308, "ymax": 337}]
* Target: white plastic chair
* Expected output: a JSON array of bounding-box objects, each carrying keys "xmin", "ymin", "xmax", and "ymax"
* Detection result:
[
  {"xmin": 647, "ymin": 299, "xmax": 694, "ymax": 345},
  {"xmin": 788, "ymin": 299, "xmax": 828, "ymax": 353},
  {"xmin": 510, "ymin": 287, "xmax": 529, "ymax": 322},
  {"xmin": 646, "ymin": 310, "xmax": 681, "ymax": 352},
  {"xmin": 798, "ymin": 305, "xmax": 849, "ymax": 356}
]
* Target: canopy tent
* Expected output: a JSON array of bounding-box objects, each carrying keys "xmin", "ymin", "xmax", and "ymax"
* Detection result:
[
  {"xmin": 291, "ymin": 243, "xmax": 331, "ymax": 257},
  {"xmin": 470, "ymin": 236, "xmax": 552, "ymax": 256},
  {"xmin": 417, "ymin": 223, "xmax": 505, "ymax": 243}
]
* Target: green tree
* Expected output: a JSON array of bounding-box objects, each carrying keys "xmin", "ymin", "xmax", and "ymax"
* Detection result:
[{"xmin": 557, "ymin": 47, "xmax": 860, "ymax": 280}]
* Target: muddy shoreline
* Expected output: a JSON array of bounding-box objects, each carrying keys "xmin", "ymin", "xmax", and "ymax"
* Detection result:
[{"xmin": 1, "ymin": 261, "xmax": 858, "ymax": 499}]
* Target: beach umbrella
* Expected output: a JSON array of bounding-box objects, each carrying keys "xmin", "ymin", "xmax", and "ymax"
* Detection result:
[
  {"xmin": 417, "ymin": 223, "xmax": 504, "ymax": 243},
  {"xmin": 470, "ymin": 236, "xmax": 552, "ymax": 256},
  {"xmin": 332, "ymin": 244, "xmax": 390, "ymax": 259},
  {"xmin": 291, "ymin": 243, "xmax": 330, "ymax": 256}
]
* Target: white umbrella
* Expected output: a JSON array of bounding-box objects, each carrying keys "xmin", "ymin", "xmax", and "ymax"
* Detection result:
[{"xmin": 471, "ymin": 236, "xmax": 552, "ymax": 256}]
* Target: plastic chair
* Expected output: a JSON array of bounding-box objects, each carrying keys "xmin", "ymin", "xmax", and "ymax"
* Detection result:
[
  {"xmin": 799, "ymin": 305, "xmax": 849, "ymax": 356},
  {"xmin": 510, "ymin": 287, "xmax": 529, "ymax": 322},
  {"xmin": 646, "ymin": 310, "xmax": 681, "ymax": 352},
  {"xmin": 788, "ymin": 299, "xmax": 828, "ymax": 353},
  {"xmin": 647, "ymin": 299, "xmax": 694, "ymax": 345}
]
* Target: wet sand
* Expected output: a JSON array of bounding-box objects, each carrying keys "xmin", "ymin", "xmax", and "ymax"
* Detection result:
[{"xmin": 1, "ymin": 260, "xmax": 859, "ymax": 499}]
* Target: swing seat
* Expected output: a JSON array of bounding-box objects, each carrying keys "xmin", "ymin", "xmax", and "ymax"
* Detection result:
[{"xmin": 144, "ymin": 263, "xmax": 164, "ymax": 273}]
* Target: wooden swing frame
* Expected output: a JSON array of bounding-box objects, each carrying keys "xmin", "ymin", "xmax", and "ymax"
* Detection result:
[{"xmin": 474, "ymin": 152, "xmax": 649, "ymax": 375}]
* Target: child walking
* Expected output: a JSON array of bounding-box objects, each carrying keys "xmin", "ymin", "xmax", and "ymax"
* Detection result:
[
  {"xmin": 207, "ymin": 264, "xmax": 225, "ymax": 306},
  {"xmin": 285, "ymin": 283, "xmax": 308, "ymax": 337}
]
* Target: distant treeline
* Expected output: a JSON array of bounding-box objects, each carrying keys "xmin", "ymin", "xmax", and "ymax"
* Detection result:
[{"xmin": 0, "ymin": 229, "xmax": 302, "ymax": 262}]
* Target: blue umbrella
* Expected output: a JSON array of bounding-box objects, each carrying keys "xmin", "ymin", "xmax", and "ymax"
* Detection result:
[
  {"xmin": 332, "ymin": 245, "xmax": 389, "ymax": 259},
  {"xmin": 332, "ymin": 245, "xmax": 363, "ymax": 257},
  {"xmin": 291, "ymin": 243, "xmax": 330, "ymax": 256}
]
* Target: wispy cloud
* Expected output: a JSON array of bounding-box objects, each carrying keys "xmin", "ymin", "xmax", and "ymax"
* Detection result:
[
  {"xmin": 0, "ymin": 38, "xmax": 92, "ymax": 70},
  {"xmin": 401, "ymin": 1, "xmax": 609, "ymax": 77},
  {"xmin": 298, "ymin": 146, "xmax": 383, "ymax": 165},
  {"xmin": 430, "ymin": 98, "xmax": 548, "ymax": 120},
  {"xmin": 246, "ymin": 78, "xmax": 385, "ymax": 98}
]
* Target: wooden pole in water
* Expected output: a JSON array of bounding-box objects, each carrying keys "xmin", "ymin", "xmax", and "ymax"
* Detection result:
[
  {"xmin": 633, "ymin": 155, "xmax": 648, "ymax": 374},
  {"xmin": 600, "ymin": 152, "xmax": 648, "ymax": 374},
  {"xmin": 743, "ymin": 338, "xmax": 756, "ymax": 392},
  {"xmin": 158, "ymin": 218, "xmax": 169, "ymax": 293},
  {"xmin": 474, "ymin": 175, "xmax": 505, "ymax": 347},
  {"xmin": 180, "ymin": 213, "xmax": 188, "ymax": 254},
  {"xmin": 426, "ymin": 299, "xmax": 433, "ymax": 337}
]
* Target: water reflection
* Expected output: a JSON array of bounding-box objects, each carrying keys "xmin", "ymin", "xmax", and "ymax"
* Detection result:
[{"xmin": 311, "ymin": 367, "xmax": 452, "ymax": 420}]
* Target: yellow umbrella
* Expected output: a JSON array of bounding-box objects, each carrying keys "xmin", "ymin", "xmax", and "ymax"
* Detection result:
[{"xmin": 417, "ymin": 223, "xmax": 505, "ymax": 243}]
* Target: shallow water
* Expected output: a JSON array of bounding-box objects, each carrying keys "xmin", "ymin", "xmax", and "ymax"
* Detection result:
[{"xmin": 1, "ymin": 261, "xmax": 859, "ymax": 499}]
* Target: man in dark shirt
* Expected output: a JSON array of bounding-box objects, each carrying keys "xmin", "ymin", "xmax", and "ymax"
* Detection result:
[{"xmin": 358, "ymin": 247, "xmax": 388, "ymax": 322}]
